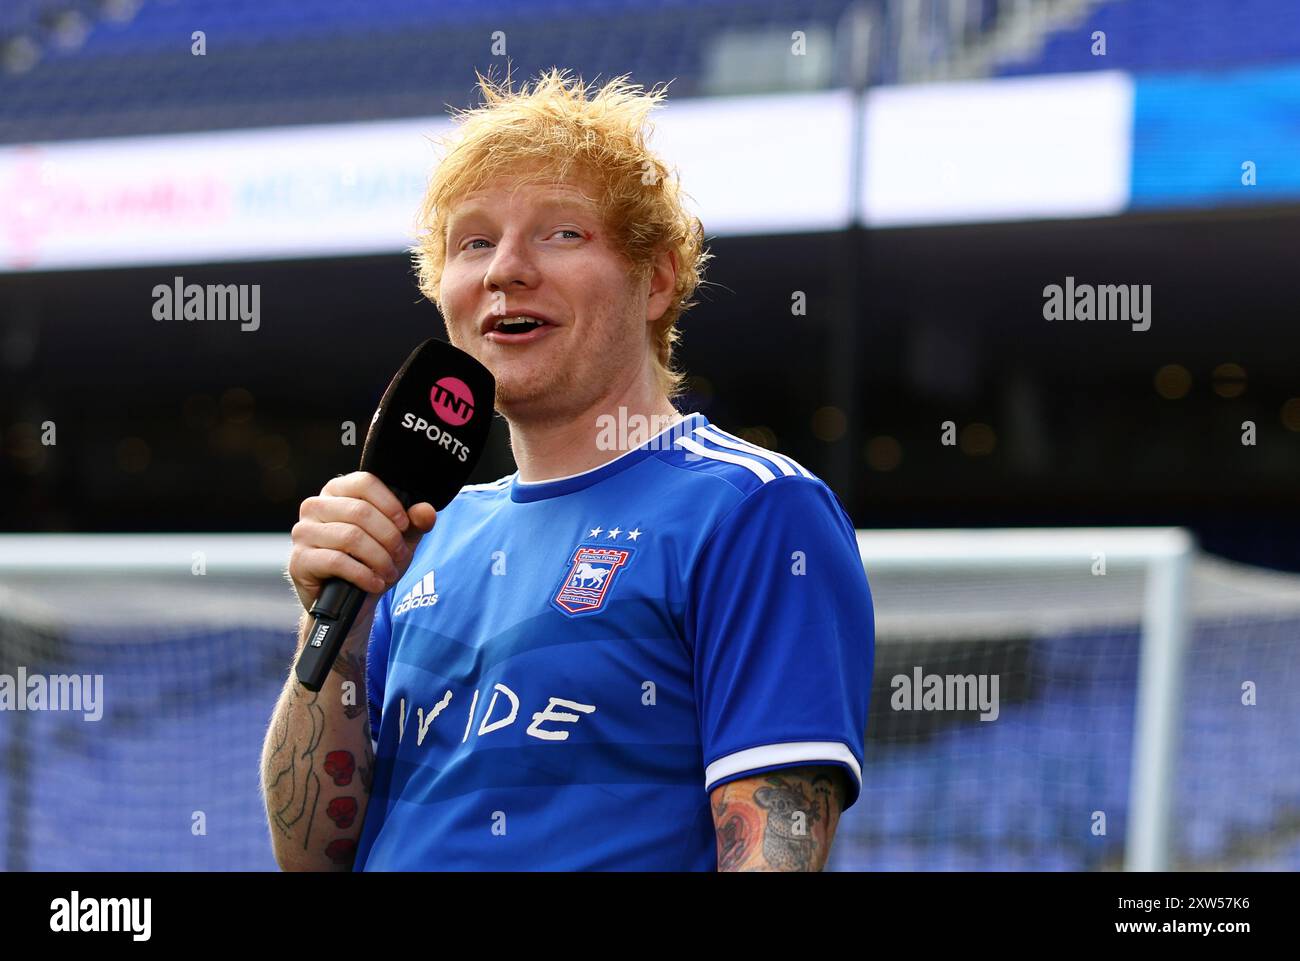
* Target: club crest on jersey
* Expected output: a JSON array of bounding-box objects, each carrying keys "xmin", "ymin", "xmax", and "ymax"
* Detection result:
[{"xmin": 553, "ymin": 546, "xmax": 633, "ymax": 616}]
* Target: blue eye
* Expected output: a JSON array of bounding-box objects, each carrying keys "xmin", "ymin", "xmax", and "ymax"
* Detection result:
[{"xmin": 465, "ymin": 231, "xmax": 577, "ymax": 249}]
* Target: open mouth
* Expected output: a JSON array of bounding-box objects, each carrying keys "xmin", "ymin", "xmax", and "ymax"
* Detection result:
[
  {"xmin": 485, "ymin": 315, "xmax": 554, "ymax": 343},
  {"xmin": 494, "ymin": 317, "xmax": 546, "ymax": 334}
]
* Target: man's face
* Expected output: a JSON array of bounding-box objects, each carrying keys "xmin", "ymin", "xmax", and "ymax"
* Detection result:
[{"xmin": 440, "ymin": 175, "xmax": 656, "ymax": 423}]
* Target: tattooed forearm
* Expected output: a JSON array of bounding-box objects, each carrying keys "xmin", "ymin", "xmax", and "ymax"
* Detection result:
[
  {"xmin": 325, "ymin": 798, "xmax": 360, "ymax": 865},
  {"xmin": 331, "ymin": 649, "xmax": 366, "ymax": 720},
  {"xmin": 710, "ymin": 766, "xmax": 848, "ymax": 872},
  {"xmin": 261, "ymin": 622, "xmax": 375, "ymax": 871},
  {"xmin": 360, "ymin": 729, "xmax": 375, "ymax": 793},
  {"xmin": 325, "ymin": 838, "xmax": 358, "ymax": 865},
  {"xmin": 264, "ymin": 682, "xmax": 325, "ymax": 849},
  {"xmin": 326, "ymin": 796, "xmax": 359, "ymax": 828}
]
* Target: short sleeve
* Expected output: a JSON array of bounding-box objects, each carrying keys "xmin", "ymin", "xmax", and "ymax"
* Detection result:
[
  {"xmin": 688, "ymin": 476, "xmax": 874, "ymax": 808},
  {"xmin": 366, "ymin": 589, "xmax": 395, "ymax": 745}
]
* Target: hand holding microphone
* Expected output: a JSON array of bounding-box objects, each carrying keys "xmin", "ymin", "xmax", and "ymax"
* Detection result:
[
  {"xmin": 288, "ymin": 471, "xmax": 436, "ymax": 648},
  {"xmin": 288, "ymin": 338, "xmax": 494, "ymax": 691}
]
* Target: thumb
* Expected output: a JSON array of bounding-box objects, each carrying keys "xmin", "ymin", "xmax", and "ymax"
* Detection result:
[{"xmin": 405, "ymin": 502, "xmax": 438, "ymax": 537}]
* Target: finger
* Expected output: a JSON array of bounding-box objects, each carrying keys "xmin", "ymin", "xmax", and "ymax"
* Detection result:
[
  {"xmin": 309, "ymin": 521, "xmax": 401, "ymax": 583},
  {"xmin": 300, "ymin": 546, "xmax": 389, "ymax": 596},
  {"xmin": 406, "ymin": 502, "xmax": 438, "ymax": 534},
  {"xmin": 303, "ymin": 495, "xmax": 408, "ymax": 559},
  {"xmin": 321, "ymin": 472, "xmax": 410, "ymax": 532}
]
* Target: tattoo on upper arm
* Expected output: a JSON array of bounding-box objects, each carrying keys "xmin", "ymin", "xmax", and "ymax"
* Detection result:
[
  {"xmin": 712, "ymin": 767, "xmax": 847, "ymax": 872},
  {"xmin": 754, "ymin": 776, "xmax": 821, "ymax": 870},
  {"xmin": 713, "ymin": 791, "xmax": 762, "ymax": 871}
]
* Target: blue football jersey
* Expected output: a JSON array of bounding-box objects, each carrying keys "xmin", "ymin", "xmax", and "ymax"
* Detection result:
[{"xmin": 353, "ymin": 411, "xmax": 874, "ymax": 870}]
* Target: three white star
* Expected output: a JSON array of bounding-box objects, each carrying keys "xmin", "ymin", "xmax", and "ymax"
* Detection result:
[{"xmin": 584, "ymin": 526, "xmax": 643, "ymax": 540}]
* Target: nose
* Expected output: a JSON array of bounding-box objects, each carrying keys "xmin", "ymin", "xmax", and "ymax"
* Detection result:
[{"xmin": 483, "ymin": 233, "xmax": 540, "ymax": 293}]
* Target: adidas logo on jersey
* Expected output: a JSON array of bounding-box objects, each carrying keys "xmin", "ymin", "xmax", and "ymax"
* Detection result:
[{"xmin": 394, "ymin": 570, "xmax": 439, "ymax": 617}]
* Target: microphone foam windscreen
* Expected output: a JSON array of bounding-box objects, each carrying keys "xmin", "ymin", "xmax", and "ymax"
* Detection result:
[{"xmin": 358, "ymin": 338, "xmax": 495, "ymax": 510}]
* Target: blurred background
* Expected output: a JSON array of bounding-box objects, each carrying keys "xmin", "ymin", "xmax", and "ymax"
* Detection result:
[{"xmin": 0, "ymin": 0, "xmax": 1298, "ymax": 872}]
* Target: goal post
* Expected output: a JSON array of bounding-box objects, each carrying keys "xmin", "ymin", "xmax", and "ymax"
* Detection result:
[{"xmin": 857, "ymin": 527, "xmax": 1194, "ymax": 872}]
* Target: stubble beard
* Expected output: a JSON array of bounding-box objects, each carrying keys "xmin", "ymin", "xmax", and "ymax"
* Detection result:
[
  {"xmin": 494, "ymin": 360, "xmax": 573, "ymax": 425},
  {"xmin": 497, "ymin": 324, "xmax": 643, "ymax": 430}
]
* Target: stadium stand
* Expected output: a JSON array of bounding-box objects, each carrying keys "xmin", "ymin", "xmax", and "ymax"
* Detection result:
[
  {"xmin": 3, "ymin": 0, "xmax": 861, "ymax": 141},
  {"xmin": 995, "ymin": 0, "xmax": 1300, "ymax": 78}
]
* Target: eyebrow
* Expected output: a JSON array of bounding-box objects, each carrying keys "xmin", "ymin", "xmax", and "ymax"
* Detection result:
[{"xmin": 447, "ymin": 195, "xmax": 598, "ymax": 233}]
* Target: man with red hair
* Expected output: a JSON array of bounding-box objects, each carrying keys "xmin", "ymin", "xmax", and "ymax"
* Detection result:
[{"xmin": 264, "ymin": 69, "xmax": 873, "ymax": 871}]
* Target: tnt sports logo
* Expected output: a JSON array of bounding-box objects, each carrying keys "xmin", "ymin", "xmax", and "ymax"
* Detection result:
[
  {"xmin": 553, "ymin": 547, "xmax": 633, "ymax": 616},
  {"xmin": 431, "ymin": 377, "xmax": 474, "ymax": 426}
]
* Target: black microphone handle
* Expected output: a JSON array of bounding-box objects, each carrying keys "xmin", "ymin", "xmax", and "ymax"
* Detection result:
[{"xmin": 294, "ymin": 486, "xmax": 411, "ymax": 692}]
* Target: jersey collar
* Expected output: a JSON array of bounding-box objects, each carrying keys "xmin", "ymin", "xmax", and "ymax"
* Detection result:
[{"xmin": 510, "ymin": 411, "xmax": 707, "ymax": 503}]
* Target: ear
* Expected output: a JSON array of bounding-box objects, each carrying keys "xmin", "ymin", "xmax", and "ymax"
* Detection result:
[{"xmin": 644, "ymin": 248, "xmax": 678, "ymax": 325}]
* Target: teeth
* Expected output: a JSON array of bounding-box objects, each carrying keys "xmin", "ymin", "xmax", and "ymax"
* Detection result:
[{"xmin": 495, "ymin": 316, "xmax": 542, "ymax": 331}]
